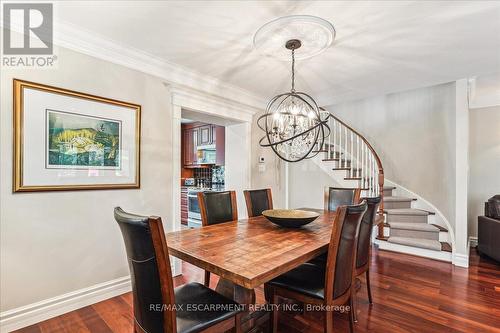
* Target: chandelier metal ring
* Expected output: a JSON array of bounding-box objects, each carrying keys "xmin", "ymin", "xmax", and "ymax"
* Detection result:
[
  {"xmin": 257, "ymin": 92, "xmax": 329, "ymax": 147},
  {"xmin": 256, "ymin": 26, "xmax": 333, "ymax": 162},
  {"xmin": 257, "ymin": 90, "xmax": 331, "ymax": 163}
]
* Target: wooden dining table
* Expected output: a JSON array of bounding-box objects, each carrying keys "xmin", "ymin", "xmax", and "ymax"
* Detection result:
[{"xmin": 166, "ymin": 208, "xmax": 337, "ymax": 331}]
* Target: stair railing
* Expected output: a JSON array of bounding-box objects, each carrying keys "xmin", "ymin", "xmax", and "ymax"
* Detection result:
[{"xmin": 318, "ymin": 108, "xmax": 385, "ymax": 237}]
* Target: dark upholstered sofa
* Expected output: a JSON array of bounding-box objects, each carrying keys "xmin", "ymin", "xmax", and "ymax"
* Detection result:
[{"xmin": 477, "ymin": 197, "xmax": 500, "ymax": 262}]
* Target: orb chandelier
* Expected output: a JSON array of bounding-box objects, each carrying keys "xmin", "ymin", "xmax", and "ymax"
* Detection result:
[{"xmin": 257, "ymin": 38, "xmax": 330, "ymax": 162}]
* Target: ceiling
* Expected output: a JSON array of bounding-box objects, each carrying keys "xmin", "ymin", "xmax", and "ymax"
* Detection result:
[{"xmin": 54, "ymin": 1, "xmax": 500, "ymax": 105}]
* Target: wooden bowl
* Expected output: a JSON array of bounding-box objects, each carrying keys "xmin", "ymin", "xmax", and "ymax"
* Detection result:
[{"xmin": 262, "ymin": 209, "xmax": 320, "ymax": 228}]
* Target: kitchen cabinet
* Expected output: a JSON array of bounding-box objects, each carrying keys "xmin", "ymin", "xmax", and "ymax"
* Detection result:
[
  {"xmin": 182, "ymin": 123, "xmax": 224, "ymax": 167},
  {"xmin": 214, "ymin": 125, "xmax": 225, "ymax": 166},
  {"xmin": 182, "ymin": 127, "xmax": 198, "ymax": 166},
  {"xmin": 182, "ymin": 129, "xmax": 192, "ymax": 165},
  {"xmin": 181, "ymin": 187, "xmax": 188, "ymax": 225},
  {"xmin": 198, "ymin": 125, "xmax": 212, "ymax": 146}
]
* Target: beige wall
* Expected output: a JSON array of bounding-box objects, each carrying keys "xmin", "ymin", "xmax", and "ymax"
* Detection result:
[
  {"xmin": 324, "ymin": 82, "xmax": 457, "ymax": 230},
  {"xmin": 0, "ymin": 46, "xmax": 173, "ymax": 311},
  {"xmin": 468, "ymin": 105, "xmax": 500, "ymax": 237},
  {"xmin": 289, "ymin": 160, "xmax": 342, "ymax": 209},
  {"xmin": 225, "ymin": 122, "xmax": 251, "ymax": 218},
  {"xmin": 250, "ymin": 112, "xmax": 287, "ymax": 208}
]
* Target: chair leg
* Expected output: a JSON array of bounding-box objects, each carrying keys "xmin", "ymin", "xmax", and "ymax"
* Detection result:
[
  {"xmin": 348, "ymin": 297, "xmax": 355, "ymax": 333},
  {"xmin": 264, "ymin": 283, "xmax": 272, "ymax": 303},
  {"xmin": 324, "ymin": 309, "xmax": 334, "ymax": 333},
  {"xmin": 204, "ymin": 271, "xmax": 210, "ymax": 287},
  {"xmin": 366, "ymin": 270, "xmax": 373, "ymax": 305},
  {"xmin": 351, "ymin": 289, "xmax": 358, "ymax": 323},
  {"xmin": 272, "ymin": 293, "xmax": 279, "ymax": 333}
]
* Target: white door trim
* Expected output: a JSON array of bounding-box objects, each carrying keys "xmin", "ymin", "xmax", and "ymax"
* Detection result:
[{"xmin": 169, "ymin": 85, "xmax": 262, "ymax": 275}]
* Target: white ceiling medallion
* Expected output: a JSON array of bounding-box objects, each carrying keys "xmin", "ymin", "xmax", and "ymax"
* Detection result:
[{"xmin": 253, "ymin": 15, "xmax": 336, "ymax": 61}]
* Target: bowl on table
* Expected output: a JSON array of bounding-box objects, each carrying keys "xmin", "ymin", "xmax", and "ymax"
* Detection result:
[{"xmin": 262, "ymin": 209, "xmax": 320, "ymax": 228}]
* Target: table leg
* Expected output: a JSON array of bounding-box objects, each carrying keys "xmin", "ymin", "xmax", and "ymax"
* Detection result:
[
  {"xmin": 216, "ymin": 278, "xmax": 256, "ymax": 305},
  {"xmin": 215, "ymin": 278, "xmax": 269, "ymax": 333}
]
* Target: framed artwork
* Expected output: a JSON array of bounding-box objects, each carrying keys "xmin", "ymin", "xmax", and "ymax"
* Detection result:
[{"xmin": 13, "ymin": 79, "xmax": 141, "ymax": 192}]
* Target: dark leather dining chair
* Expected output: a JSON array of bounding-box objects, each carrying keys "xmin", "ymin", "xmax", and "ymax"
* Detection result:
[
  {"xmin": 352, "ymin": 196, "xmax": 381, "ymax": 321},
  {"xmin": 265, "ymin": 201, "xmax": 367, "ymax": 333},
  {"xmin": 243, "ymin": 188, "xmax": 273, "ymax": 217},
  {"xmin": 309, "ymin": 187, "xmax": 362, "ymax": 265},
  {"xmin": 324, "ymin": 187, "xmax": 361, "ymax": 211},
  {"xmin": 114, "ymin": 207, "xmax": 242, "ymax": 333},
  {"xmin": 198, "ymin": 191, "xmax": 238, "ymax": 287}
]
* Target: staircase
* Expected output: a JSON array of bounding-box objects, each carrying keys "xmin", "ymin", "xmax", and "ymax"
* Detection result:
[
  {"xmin": 380, "ymin": 185, "xmax": 452, "ymax": 257},
  {"xmin": 315, "ymin": 110, "xmax": 452, "ymax": 261}
]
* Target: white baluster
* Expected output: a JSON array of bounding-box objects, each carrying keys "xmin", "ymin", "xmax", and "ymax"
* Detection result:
[
  {"xmin": 372, "ymin": 155, "xmax": 375, "ymax": 196},
  {"xmin": 350, "ymin": 130, "xmax": 353, "ymax": 176},
  {"xmin": 356, "ymin": 136, "xmax": 359, "ymax": 178},
  {"xmin": 328, "ymin": 118, "xmax": 331, "ymax": 158},
  {"xmin": 344, "ymin": 125, "xmax": 348, "ymax": 168},
  {"xmin": 333, "ymin": 118, "xmax": 336, "ymax": 160},
  {"xmin": 364, "ymin": 144, "xmax": 368, "ymax": 190},
  {"xmin": 338, "ymin": 123, "xmax": 342, "ymax": 166},
  {"xmin": 361, "ymin": 143, "xmax": 365, "ymax": 189},
  {"xmin": 369, "ymin": 154, "xmax": 373, "ymax": 196},
  {"xmin": 366, "ymin": 145, "xmax": 369, "ymax": 191}
]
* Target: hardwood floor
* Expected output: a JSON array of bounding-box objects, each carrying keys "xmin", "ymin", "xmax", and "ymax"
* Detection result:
[{"xmin": 13, "ymin": 248, "xmax": 500, "ymax": 333}]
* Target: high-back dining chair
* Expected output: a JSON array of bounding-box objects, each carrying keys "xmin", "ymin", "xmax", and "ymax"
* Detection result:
[
  {"xmin": 114, "ymin": 207, "xmax": 242, "ymax": 333},
  {"xmin": 244, "ymin": 188, "xmax": 273, "ymax": 217},
  {"xmin": 197, "ymin": 191, "xmax": 238, "ymax": 287},
  {"xmin": 309, "ymin": 187, "xmax": 362, "ymax": 266},
  {"xmin": 198, "ymin": 191, "xmax": 238, "ymax": 226},
  {"xmin": 324, "ymin": 187, "xmax": 361, "ymax": 211},
  {"xmin": 265, "ymin": 201, "xmax": 368, "ymax": 333},
  {"xmin": 351, "ymin": 196, "xmax": 381, "ymax": 321}
]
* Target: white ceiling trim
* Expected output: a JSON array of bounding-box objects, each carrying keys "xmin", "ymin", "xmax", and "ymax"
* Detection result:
[
  {"xmin": 468, "ymin": 77, "xmax": 500, "ymax": 109},
  {"xmin": 170, "ymin": 85, "xmax": 258, "ymax": 123},
  {"xmin": 2, "ymin": 18, "xmax": 268, "ymax": 110}
]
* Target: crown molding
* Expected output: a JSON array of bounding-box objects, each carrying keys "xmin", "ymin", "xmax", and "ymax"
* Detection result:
[
  {"xmin": 170, "ymin": 85, "xmax": 259, "ymax": 123},
  {"xmin": 52, "ymin": 21, "xmax": 266, "ymax": 110},
  {"xmin": 468, "ymin": 77, "xmax": 500, "ymax": 109},
  {"xmin": 0, "ymin": 18, "xmax": 266, "ymax": 110}
]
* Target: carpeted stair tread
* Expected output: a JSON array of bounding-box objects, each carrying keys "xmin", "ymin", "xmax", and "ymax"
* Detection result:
[
  {"xmin": 384, "ymin": 208, "xmax": 430, "ymax": 216},
  {"xmin": 383, "ymin": 186, "xmax": 396, "ymax": 190},
  {"xmin": 389, "ymin": 222, "xmax": 439, "ymax": 232},
  {"xmin": 384, "ymin": 196, "xmax": 416, "ymax": 202},
  {"xmin": 388, "ymin": 237, "xmax": 442, "ymax": 251},
  {"xmin": 432, "ymin": 224, "xmax": 448, "ymax": 232}
]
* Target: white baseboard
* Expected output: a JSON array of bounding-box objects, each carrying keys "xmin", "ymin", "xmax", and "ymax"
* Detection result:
[
  {"xmin": 452, "ymin": 253, "xmax": 470, "ymax": 268},
  {"xmin": 1, "ymin": 261, "xmax": 181, "ymax": 333},
  {"xmin": 451, "ymin": 237, "xmax": 471, "ymax": 268},
  {"xmin": 0, "ymin": 276, "xmax": 131, "ymax": 333},
  {"xmin": 375, "ymin": 239, "xmax": 452, "ymax": 262}
]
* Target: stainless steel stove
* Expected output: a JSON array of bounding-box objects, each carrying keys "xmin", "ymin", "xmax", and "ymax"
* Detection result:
[
  {"xmin": 187, "ymin": 188, "xmax": 203, "ymax": 228},
  {"xmin": 187, "ymin": 187, "xmax": 225, "ymax": 228}
]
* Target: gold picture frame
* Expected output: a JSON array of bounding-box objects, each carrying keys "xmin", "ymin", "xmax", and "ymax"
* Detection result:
[{"xmin": 13, "ymin": 79, "xmax": 141, "ymax": 192}]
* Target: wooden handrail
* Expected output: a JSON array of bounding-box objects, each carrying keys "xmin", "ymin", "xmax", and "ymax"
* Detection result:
[{"xmin": 320, "ymin": 108, "xmax": 385, "ymax": 237}]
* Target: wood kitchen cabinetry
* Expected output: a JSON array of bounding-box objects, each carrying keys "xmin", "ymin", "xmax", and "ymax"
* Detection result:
[
  {"xmin": 198, "ymin": 125, "xmax": 212, "ymax": 145},
  {"xmin": 213, "ymin": 125, "xmax": 225, "ymax": 166},
  {"xmin": 182, "ymin": 127, "xmax": 198, "ymax": 166},
  {"xmin": 182, "ymin": 123, "xmax": 224, "ymax": 167},
  {"xmin": 181, "ymin": 186, "xmax": 188, "ymax": 225}
]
